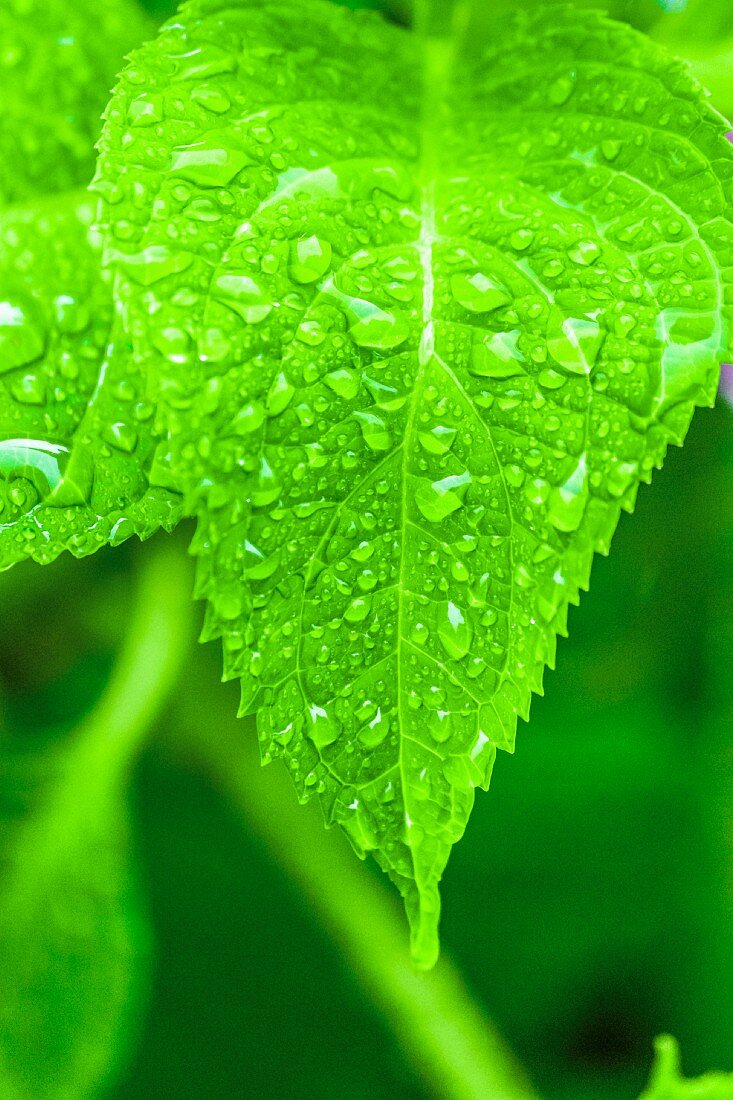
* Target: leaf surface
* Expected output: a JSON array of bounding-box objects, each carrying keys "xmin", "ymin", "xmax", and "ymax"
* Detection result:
[
  {"xmin": 639, "ymin": 1036, "xmax": 733, "ymax": 1099},
  {"xmin": 0, "ymin": 540, "xmax": 192, "ymax": 1098},
  {"xmin": 0, "ymin": 194, "xmax": 183, "ymax": 568},
  {"xmin": 96, "ymin": 0, "xmax": 733, "ymax": 963},
  {"xmin": 0, "ymin": 0, "xmax": 152, "ymax": 206},
  {"xmin": 0, "ymin": 704, "xmax": 149, "ymax": 1100}
]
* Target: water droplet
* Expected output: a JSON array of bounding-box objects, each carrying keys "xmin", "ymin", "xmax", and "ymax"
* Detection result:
[
  {"xmin": 451, "ymin": 272, "xmax": 511, "ymax": 313},
  {"xmin": 106, "ymin": 245, "xmax": 193, "ymax": 287},
  {"xmin": 547, "ymin": 317, "xmax": 603, "ymax": 375},
  {"xmin": 153, "ymin": 325, "xmax": 192, "ymax": 363},
  {"xmin": 170, "ymin": 133, "xmax": 249, "ymax": 186},
  {"xmin": 213, "ymin": 273, "xmax": 272, "ymax": 323},
  {"xmin": 54, "ymin": 295, "xmax": 90, "ymax": 334},
  {"xmin": 169, "ymin": 43, "xmax": 237, "ymax": 81},
  {"xmin": 0, "ymin": 298, "xmax": 45, "ymax": 373},
  {"xmin": 290, "ymin": 236, "xmax": 332, "ymax": 284},
  {"xmin": 227, "ymin": 401, "xmax": 265, "ymax": 435},
  {"xmin": 614, "ymin": 312, "xmax": 637, "ymax": 338},
  {"xmin": 307, "ymin": 704, "xmax": 339, "ymax": 748},
  {"xmin": 568, "ymin": 239, "xmax": 601, "ymax": 266},
  {"xmin": 510, "ymin": 228, "xmax": 534, "ymax": 251},
  {"xmin": 514, "ymin": 563, "xmax": 534, "ymax": 588},
  {"xmin": 428, "ymin": 710, "xmax": 453, "ymax": 743},
  {"xmin": 470, "ymin": 330, "xmax": 525, "ymax": 378},
  {"xmin": 10, "ymin": 373, "xmax": 46, "ymax": 405},
  {"xmin": 601, "ymin": 139, "xmax": 622, "ymax": 162},
  {"xmin": 363, "ymin": 375, "xmax": 405, "ymax": 411},
  {"xmin": 549, "ymin": 71, "xmax": 576, "ymax": 106},
  {"xmin": 128, "ymin": 92, "xmax": 163, "ymax": 127},
  {"xmin": 353, "ymin": 410, "xmax": 392, "ymax": 451},
  {"xmin": 146, "ymin": 444, "xmax": 178, "ymax": 492},
  {"xmin": 349, "ymin": 304, "xmax": 408, "ymax": 350},
  {"xmin": 450, "ymin": 559, "xmax": 469, "ymax": 582},
  {"xmin": 504, "ymin": 464, "xmax": 525, "ymax": 488},
  {"xmin": 537, "ymin": 368, "xmax": 566, "ymax": 390},
  {"xmin": 0, "ymin": 437, "xmax": 94, "ymax": 508},
  {"xmin": 547, "ymin": 454, "xmax": 588, "ymax": 532},
  {"xmin": 410, "ymin": 621, "xmax": 429, "ymax": 645},
  {"xmin": 243, "ymin": 540, "xmax": 280, "ymax": 580},
  {"xmin": 103, "ymin": 421, "xmax": 138, "ymax": 453},
  {"xmin": 437, "ymin": 601, "xmax": 471, "ymax": 660},
  {"xmin": 325, "ymin": 368, "xmax": 360, "ymax": 401},
  {"xmin": 415, "ymin": 471, "xmax": 471, "ymax": 523},
  {"xmin": 267, "ymin": 372, "xmax": 295, "ymax": 416},
  {"xmin": 251, "ymin": 455, "xmax": 281, "ymax": 506},
  {"xmin": 0, "ymin": 438, "xmax": 66, "ymax": 500},
  {"xmin": 344, "ymin": 595, "xmax": 371, "ymax": 623},
  {"xmin": 191, "ymin": 84, "xmax": 231, "ymax": 113},
  {"xmin": 418, "ymin": 425, "xmax": 457, "ymax": 455},
  {"xmin": 296, "ymin": 320, "xmax": 326, "ymax": 346}
]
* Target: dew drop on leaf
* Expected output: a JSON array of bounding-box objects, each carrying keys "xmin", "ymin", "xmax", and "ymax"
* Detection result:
[
  {"xmin": 290, "ymin": 236, "xmax": 333, "ymax": 284},
  {"xmin": 450, "ymin": 272, "xmax": 511, "ymax": 313},
  {"xmin": 436, "ymin": 600, "xmax": 472, "ymax": 660}
]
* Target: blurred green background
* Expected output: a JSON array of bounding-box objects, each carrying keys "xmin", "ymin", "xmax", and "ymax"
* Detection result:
[{"xmin": 1, "ymin": 1, "xmax": 732, "ymax": 1098}]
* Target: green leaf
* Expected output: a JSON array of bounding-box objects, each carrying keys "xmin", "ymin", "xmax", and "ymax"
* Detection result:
[
  {"xmin": 653, "ymin": 0, "xmax": 731, "ymax": 47},
  {"xmin": 0, "ymin": 192, "xmax": 183, "ymax": 568},
  {"xmin": 376, "ymin": 1, "xmax": 669, "ymax": 34},
  {"xmin": 95, "ymin": 0, "xmax": 733, "ymax": 965},
  {"xmin": 0, "ymin": 731, "xmax": 148, "ymax": 1099},
  {"xmin": 0, "ymin": 0, "xmax": 152, "ymax": 206},
  {"xmin": 0, "ymin": 541, "xmax": 193, "ymax": 1099},
  {"xmin": 639, "ymin": 1036, "xmax": 733, "ymax": 1099},
  {"xmin": 652, "ymin": 1, "xmax": 733, "ymax": 118}
]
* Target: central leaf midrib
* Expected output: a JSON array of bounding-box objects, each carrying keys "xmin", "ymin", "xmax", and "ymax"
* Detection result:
[{"xmin": 394, "ymin": 11, "xmax": 462, "ymax": 915}]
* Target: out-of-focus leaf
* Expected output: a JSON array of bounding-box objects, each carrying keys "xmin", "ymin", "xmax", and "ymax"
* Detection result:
[
  {"xmin": 653, "ymin": 0, "xmax": 732, "ymax": 46},
  {"xmin": 0, "ymin": 739, "xmax": 149, "ymax": 1099},
  {"xmin": 382, "ymin": 0, "xmax": 667, "ymax": 32},
  {"xmin": 0, "ymin": 0, "xmax": 152, "ymax": 206},
  {"xmin": 638, "ymin": 1036, "xmax": 733, "ymax": 1098},
  {"xmin": 0, "ymin": 543, "xmax": 193, "ymax": 1099}
]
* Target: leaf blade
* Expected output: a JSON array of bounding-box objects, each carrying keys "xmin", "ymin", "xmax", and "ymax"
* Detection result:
[
  {"xmin": 95, "ymin": 0, "xmax": 733, "ymax": 963},
  {"xmin": 0, "ymin": 193, "xmax": 183, "ymax": 568},
  {"xmin": 0, "ymin": 0, "xmax": 152, "ymax": 206}
]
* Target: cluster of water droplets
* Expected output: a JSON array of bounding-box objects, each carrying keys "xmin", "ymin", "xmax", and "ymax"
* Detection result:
[
  {"xmin": 0, "ymin": 196, "xmax": 182, "ymax": 566},
  {"xmin": 92, "ymin": 0, "xmax": 732, "ymax": 959}
]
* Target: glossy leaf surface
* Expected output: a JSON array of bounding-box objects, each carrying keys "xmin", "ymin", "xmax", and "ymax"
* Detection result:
[
  {"xmin": 96, "ymin": 0, "xmax": 733, "ymax": 963},
  {"xmin": 0, "ymin": 194, "xmax": 182, "ymax": 569}
]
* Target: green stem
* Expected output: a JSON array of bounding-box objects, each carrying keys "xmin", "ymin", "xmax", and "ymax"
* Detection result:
[
  {"xmin": 0, "ymin": 537, "xmax": 194, "ymax": 999},
  {"xmin": 170, "ymin": 662, "xmax": 539, "ymax": 1100},
  {"xmin": 77, "ymin": 535, "xmax": 194, "ymax": 785}
]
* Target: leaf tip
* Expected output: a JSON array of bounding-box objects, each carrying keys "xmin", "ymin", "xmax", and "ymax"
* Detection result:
[{"xmin": 405, "ymin": 882, "xmax": 441, "ymax": 970}]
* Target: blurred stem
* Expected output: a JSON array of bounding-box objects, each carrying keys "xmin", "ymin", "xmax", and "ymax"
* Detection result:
[
  {"xmin": 0, "ymin": 536, "xmax": 194, "ymax": 959},
  {"xmin": 170, "ymin": 664, "xmax": 539, "ymax": 1100},
  {"xmin": 75, "ymin": 536, "xmax": 194, "ymax": 786}
]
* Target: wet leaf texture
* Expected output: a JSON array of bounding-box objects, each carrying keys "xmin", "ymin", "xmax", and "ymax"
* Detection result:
[
  {"xmin": 95, "ymin": 0, "xmax": 733, "ymax": 964},
  {"xmin": 0, "ymin": 196, "xmax": 182, "ymax": 568},
  {"xmin": 0, "ymin": 0, "xmax": 182, "ymax": 569}
]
